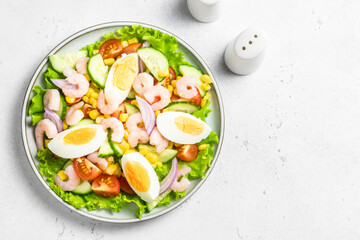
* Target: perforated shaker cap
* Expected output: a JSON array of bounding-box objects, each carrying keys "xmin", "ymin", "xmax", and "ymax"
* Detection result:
[{"xmin": 234, "ymin": 27, "xmax": 267, "ymax": 60}]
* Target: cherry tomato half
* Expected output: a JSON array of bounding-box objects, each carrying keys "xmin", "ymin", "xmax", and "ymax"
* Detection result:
[
  {"xmin": 111, "ymin": 103, "xmax": 126, "ymax": 119},
  {"xmin": 119, "ymin": 176, "xmax": 136, "ymax": 195},
  {"xmin": 169, "ymin": 67, "xmax": 177, "ymax": 80},
  {"xmin": 99, "ymin": 39, "xmax": 123, "ymax": 59},
  {"xmin": 121, "ymin": 43, "xmax": 143, "ymax": 55},
  {"xmin": 189, "ymin": 87, "xmax": 201, "ymax": 107},
  {"xmin": 73, "ymin": 157, "xmax": 102, "ymax": 180},
  {"xmin": 92, "ymin": 174, "xmax": 121, "ymax": 197},
  {"xmin": 176, "ymin": 144, "xmax": 198, "ymax": 161}
]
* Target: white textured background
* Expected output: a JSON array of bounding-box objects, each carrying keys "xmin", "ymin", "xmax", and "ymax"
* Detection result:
[{"xmin": 1, "ymin": 0, "xmax": 360, "ymax": 239}]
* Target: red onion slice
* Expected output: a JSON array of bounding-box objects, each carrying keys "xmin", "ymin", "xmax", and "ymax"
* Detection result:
[
  {"xmin": 43, "ymin": 107, "xmax": 63, "ymax": 132},
  {"xmin": 136, "ymin": 96, "xmax": 155, "ymax": 135},
  {"xmin": 50, "ymin": 79, "xmax": 66, "ymax": 89},
  {"xmin": 138, "ymin": 56, "xmax": 145, "ymax": 73},
  {"xmin": 159, "ymin": 157, "xmax": 178, "ymax": 195}
]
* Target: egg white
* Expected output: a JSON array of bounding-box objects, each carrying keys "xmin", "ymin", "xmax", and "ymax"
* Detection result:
[
  {"xmin": 48, "ymin": 124, "xmax": 107, "ymax": 159},
  {"xmin": 121, "ymin": 152, "xmax": 160, "ymax": 202},
  {"xmin": 156, "ymin": 111, "xmax": 211, "ymax": 144},
  {"xmin": 104, "ymin": 53, "xmax": 138, "ymax": 104}
]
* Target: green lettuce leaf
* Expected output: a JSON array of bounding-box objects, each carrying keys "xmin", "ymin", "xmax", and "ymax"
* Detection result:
[
  {"xmin": 192, "ymin": 99, "xmax": 211, "ymax": 121},
  {"xmin": 28, "ymin": 86, "xmax": 46, "ymax": 125},
  {"xmin": 44, "ymin": 67, "xmax": 63, "ymax": 89}
]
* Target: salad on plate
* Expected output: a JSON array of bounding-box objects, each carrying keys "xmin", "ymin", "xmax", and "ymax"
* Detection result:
[{"xmin": 28, "ymin": 25, "xmax": 219, "ymax": 219}]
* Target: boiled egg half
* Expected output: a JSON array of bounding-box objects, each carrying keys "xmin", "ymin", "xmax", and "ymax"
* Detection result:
[
  {"xmin": 156, "ymin": 112, "xmax": 211, "ymax": 144},
  {"xmin": 104, "ymin": 53, "xmax": 138, "ymax": 104},
  {"xmin": 121, "ymin": 152, "xmax": 160, "ymax": 202},
  {"xmin": 48, "ymin": 124, "xmax": 107, "ymax": 159}
]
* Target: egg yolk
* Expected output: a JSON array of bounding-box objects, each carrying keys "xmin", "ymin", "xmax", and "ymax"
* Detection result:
[
  {"xmin": 113, "ymin": 54, "xmax": 138, "ymax": 90},
  {"xmin": 124, "ymin": 161, "xmax": 150, "ymax": 192},
  {"xmin": 174, "ymin": 116, "xmax": 204, "ymax": 135},
  {"xmin": 63, "ymin": 128, "xmax": 97, "ymax": 145}
]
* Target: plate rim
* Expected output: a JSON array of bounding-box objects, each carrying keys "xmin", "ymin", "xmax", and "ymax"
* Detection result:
[{"xmin": 21, "ymin": 21, "xmax": 225, "ymax": 223}]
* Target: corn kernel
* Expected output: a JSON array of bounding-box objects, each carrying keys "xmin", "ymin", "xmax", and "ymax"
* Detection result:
[
  {"xmin": 145, "ymin": 152, "xmax": 158, "ymax": 164},
  {"xmin": 167, "ymin": 85, "xmax": 173, "ymax": 96},
  {"xmin": 120, "ymin": 140, "xmax": 130, "ymax": 151},
  {"xmin": 167, "ymin": 141, "xmax": 174, "ymax": 149},
  {"xmin": 162, "ymin": 109, "xmax": 168, "ymax": 112},
  {"xmin": 89, "ymin": 109, "xmax": 101, "ymax": 119},
  {"xmin": 63, "ymin": 121, "xmax": 68, "ymax": 130},
  {"xmin": 57, "ymin": 170, "xmax": 68, "ymax": 181},
  {"xmin": 113, "ymin": 163, "xmax": 122, "ymax": 177},
  {"xmin": 119, "ymin": 113, "xmax": 129, "ymax": 122},
  {"xmin": 91, "ymin": 81, "xmax": 98, "ymax": 88},
  {"xmin": 173, "ymin": 88, "xmax": 179, "ymax": 96},
  {"xmin": 139, "ymin": 148, "xmax": 149, "ymax": 156},
  {"xmin": 155, "ymin": 110, "xmax": 161, "ymax": 117},
  {"xmin": 131, "ymin": 100, "xmax": 138, "ymax": 107},
  {"xmin": 201, "ymin": 99, "xmax": 207, "ymax": 108},
  {"xmin": 86, "ymin": 88, "xmax": 94, "ymax": 97},
  {"xmin": 104, "ymin": 114, "xmax": 111, "ymax": 119},
  {"xmin": 156, "ymin": 162, "xmax": 163, "ymax": 168},
  {"xmin": 198, "ymin": 144, "xmax": 207, "ymax": 151},
  {"xmin": 158, "ymin": 69, "xmax": 169, "ymax": 78},
  {"xmin": 174, "ymin": 143, "xmax": 182, "ymax": 148},
  {"xmin": 90, "ymin": 92, "xmax": 99, "ymax": 99},
  {"xmin": 171, "ymin": 80, "xmax": 177, "ymax": 88},
  {"xmin": 95, "ymin": 115, "xmax": 105, "ymax": 124},
  {"xmin": 124, "ymin": 149, "xmax": 136, "ymax": 155},
  {"xmin": 201, "ymin": 83, "xmax": 211, "ymax": 91},
  {"xmin": 124, "ymin": 130, "xmax": 130, "ymax": 140},
  {"xmin": 128, "ymin": 37, "xmax": 139, "ymax": 44},
  {"xmin": 105, "ymin": 164, "xmax": 118, "ymax": 175},
  {"xmin": 93, "ymin": 50, "xmax": 99, "ymax": 55},
  {"xmin": 201, "ymin": 74, "xmax": 212, "ymax": 84},
  {"xmin": 106, "ymin": 156, "xmax": 114, "ymax": 164},
  {"xmin": 65, "ymin": 96, "xmax": 75, "ymax": 104},
  {"xmin": 176, "ymin": 76, "xmax": 182, "ymax": 80},
  {"xmin": 92, "ymin": 101, "xmax": 97, "ymax": 109},
  {"xmin": 83, "ymin": 73, "xmax": 91, "ymax": 81},
  {"xmin": 82, "ymin": 96, "xmax": 89, "ymax": 103},
  {"xmin": 203, "ymin": 92, "xmax": 211, "ymax": 101},
  {"xmin": 104, "ymin": 58, "xmax": 115, "ymax": 66},
  {"xmin": 44, "ymin": 139, "xmax": 50, "ymax": 149},
  {"xmin": 121, "ymin": 41, "xmax": 129, "ymax": 48}
]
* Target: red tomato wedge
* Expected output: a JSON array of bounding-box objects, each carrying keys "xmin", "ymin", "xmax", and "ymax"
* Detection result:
[
  {"xmin": 111, "ymin": 103, "xmax": 126, "ymax": 119},
  {"xmin": 188, "ymin": 87, "xmax": 201, "ymax": 107},
  {"xmin": 92, "ymin": 174, "xmax": 121, "ymax": 197},
  {"xmin": 176, "ymin": 144, "xmax": 199, "ymax": 161},
  {"xmin": 73, "ymin": 157, "xmax": 102, "ymax": 180},
  {"xmin": 121, "ymin": 43, "xmax": 143, "ymax": 55},
  {"xmin": 169, "ymin": 67, "xmax": 177, "ymax": 80},
  {"xmin": 119, "ymin": 176, "xmax": 136, "ymax": 195},
  {"xmin": 99, "ymin": 39, "xmax": 123, "ymax": 59}
]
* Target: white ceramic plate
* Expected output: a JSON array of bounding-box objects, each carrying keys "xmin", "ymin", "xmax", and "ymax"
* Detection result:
[{"xmin": 21, "ymin": 22, "xmax": 224, "ymax": 223}]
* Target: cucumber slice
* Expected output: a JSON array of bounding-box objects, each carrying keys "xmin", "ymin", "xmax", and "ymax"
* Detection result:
[
  {"xmin": 147, "ymin": 189, "xmax": 172, "ymax": 211},
  {"xmin": 54, "ymin": 94, "xmax": 67, "ymax": 120},
  {"xmin": 49, "ymin": 51, "xmax": 87, "ymax": 73},
  {"xmin": 126, "ymin": 89, "xmax": 136, "ymax": 100},
  {"xmin": 87, "ymin": 53, "xmax": 109, "ymax": 89},
  {"xmin": 72, "ymin": 181, "xmax": 92, "ymax": 195},
  {"xmin": 164, "ymin": 101, "xmax": 199, "ymax": 114},
  {"xmin": 137, "ymin": 47, "xmax": 169, "ymax": 81},
  {"xmin": 68, "ymin": 119, "xmax": 95, "ymax": 128},
  {"xmin": 107, "ymin": 131, "xmax": 124, "ymax": 157},
  {"xmin": 62, "ymin": 160, "xmax": 73, "ymax": 170},
  {"xmin": 124, "ymin": 102, "xmax": 140, "ymax": 115},
  {"xmin": 138, "ymin": 145, "xmax": 178, "ymax": 163},
  {"xmin": 98, "ymin": 131, "xmax": 114, "ymax": 157},
  {"xmin": 179, "ymin": 65, "xmax": 206, "ymax": 97}
]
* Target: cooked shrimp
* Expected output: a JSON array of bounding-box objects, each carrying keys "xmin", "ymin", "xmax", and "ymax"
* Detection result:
[
  {"xmin": 87, "ymin": 151, "xmax": 108, "ymax": 171},
  {"xmin": 76, "ymin": 57, "xmax": 89, "ymax": 74},
  {"xmin": 101, "ymin": 117, "xmax": 124, "ymax": 142},
  {"xmin": 63, "ymin": 68, "xmax": 77, "ymax": 77},
  {"xmin": 62, "ymin": 72, "xmax": 89, "ymax": 98},
  {"xmin": 65, "ymin": 101, "xmax": 84, "ymax": 125},
  {"xmin": 176, "ymin": 76, "xmax": 197, "ymax": 99},
  {"xmin": 35, "ymin": 119, "xmax": 58, "ymax": 150},
  {"xmin": 171, "ymin": 167, "xmax": 191, "ymax": 192},
  {"xmin": 150, "ymin": 127, "xmax": 169, "ymax": 153},
  {"xmin": 98, "ymin": 89, "xmax": 121, "ymax": 114},
  {"xmin": 43, "ymin": 89, "xmax": 60, "ymax": 111},
  {"xmin": 128, "ymin": 129, "xmax": 150, "ymax": 148},
  {"xmin": 133, "ymin": 73, "xmax": 154, "ymax": 96},
  {"xmin": 54, "ymin": 165, "xmax": 80, "ymax": 191},
  {"xmin": 125, "ymin": 112, "xmax": 145, "ymax": 132},
  {"xmin": 143, "ymin": 85, "xmax": 170, "ymax": 111}
]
